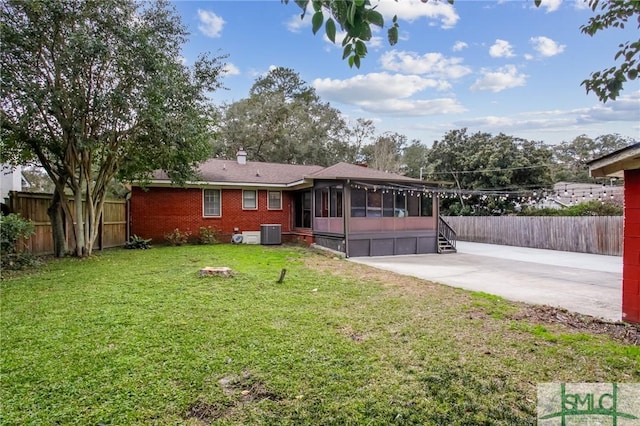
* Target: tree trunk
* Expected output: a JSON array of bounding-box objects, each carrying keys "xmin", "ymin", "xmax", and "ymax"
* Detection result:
[
  {"xmin": 73, "ymin": 186, "xmax": 87, "ymax": 257},
  {"xmin": 47, "ymin": 188, "xmax": 67, "ymax": 258}
]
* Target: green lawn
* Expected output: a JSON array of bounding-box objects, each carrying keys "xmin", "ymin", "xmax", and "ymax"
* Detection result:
[{"xmin": 1, "ymin": 245, "xmax": 638, "ymax": 425}]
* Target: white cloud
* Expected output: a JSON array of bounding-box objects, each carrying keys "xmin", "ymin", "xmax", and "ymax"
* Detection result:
[
  {"xmin": 454, "ymin": 92, "xmax": 640, "ymax": 140},
  {"xmin": 222, "ymin": 63, "xmax": 240, "ymax": 76},
  {"xmin": 576, "ymin": 91, "xmax": 640, "ymax": 123},
  {"xmin": 373, "ymin": 0, "xmax": 460, "ymax": 29},
  {"xmin": 314, "ymin": 73, "xmax": 445, "ymax": 102},
  {"xmin": 197, "ymin": 10, "xmax": 225, "ymax": 38},
  {"xmin": 537, "ymin": 0, "xmax": 563, "ymax": 12},
  {"xmin": 286, "ymin": 11, "xmax": 311, "ymax": 32},
  {"xmin": 530, "ymin": 36, "xmax": 566, "ymax": 57},
  {"xmin": 470, "ymin": 65, "xmax": 528, "ymax": 92},
  {"xmin": 357, "ymin": 98, "xmax": 467, "ymax": 116},
  {"xmin": 380, "ymin": 51, "xmax": 471, "ymax": 79},
  {"xmin": 312, "ymin": 72, "xmax": 465, "ymax": 116},
  {"xmin": 452, "ymin": 41, "xmax": 468, "ymax": 52},
  {"xmin": 573, "ymin": 0, "xmax": 590, "ymax": 10},
  {"xmin": 489, "ymin": 39, "xmax": 515, "ymax": 58}
]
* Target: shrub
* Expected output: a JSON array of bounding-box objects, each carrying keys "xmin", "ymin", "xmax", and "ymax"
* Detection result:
[
  {"xmin": 197, "ymin": 226, "xmax": 220, "ymax": 245},
  {"xmin": 124, "ymin": 235, "xmax": 152, "ymax": 250},
  {"xmin": 1, "ymin": 213, "xmax": 39, "ymax": 270},
  {"xmin": 1, "ymin": 213, "xmax": 35, "ymax": 255},
  {"xmin": 519, "ymin": 200, "xmax": 623, "ymax": 216},
  {"xmin": 164, "ymin": 228, "xmax": 191, "ymax": 246}
]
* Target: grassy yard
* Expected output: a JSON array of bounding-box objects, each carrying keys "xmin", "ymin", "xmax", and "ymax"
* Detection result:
[{"xmin": 1, "ymin": 244, "xmax": 638, "ymax": 425}]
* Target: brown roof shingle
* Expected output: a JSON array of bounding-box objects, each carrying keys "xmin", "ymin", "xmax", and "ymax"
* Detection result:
[
  {"xmin": 147, "ymin": 159, "xmax": 422, "ymax": 186},
  {"xmin": 309, "ymin": 162, "xmax": 421, "ymax": 183},
  {"xmin": 152, "ymin": 159, "xmax": 324, "ymax": 185}
]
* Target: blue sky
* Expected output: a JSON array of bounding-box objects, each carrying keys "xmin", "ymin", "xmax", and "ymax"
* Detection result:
[{"xmin": 173, "ymin": 0, "xmax": 640, "ymax": 146}]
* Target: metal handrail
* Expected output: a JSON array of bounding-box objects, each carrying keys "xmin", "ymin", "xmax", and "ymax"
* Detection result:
[{"xmin": 438, "ymin": 216, "xmax": 457, "ymax": 249}]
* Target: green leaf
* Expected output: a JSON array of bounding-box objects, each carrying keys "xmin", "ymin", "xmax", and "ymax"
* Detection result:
[
  {"xmin": 388, "ymin": 26, "xmax": 398, "ymax": 46},
  {"xmin": 353, "ymin": 54, "xmax": 361, "ymax": 68},
  {"xmin": 342, "ymin": 44, "xmax": 353, "ymax": 60},
  {"xmin": 366, "ymin": 10, "xmax": 384, "ymax": 27},
  {"xmin": 354, "ymin": 0, "xmax": 365, "ymax": 6},
  {"xmin": 348, "ymin": 1, "xmax": 357, "ymax": 25},
  {"xmin": 325, "ymin": 18, "xmax": 336, "ymax": 43},
  {"xmin": 312, "ymin": 0, "xmax": 321, "ymax": 12},
  {"xmin": 348, "ymin": 55, "xmax": 355, "ymax": 68},
  {"xmin": 355, "ymin": 40, "xmax": 367, "ymax": 57},
  {"xmin": 628, "ymin": 68, "xmax": 638, "ymax": 80},
  {"xmin": 357, "ymin": 22, "xmax": 372, "ymax": 40},
  {"xmin": 312, "ymin": 11, "xmax": 323, "ymax": 34},
  {"xmin": 534, "ymin": 0, "xmax": 542, "ymax": 7}
]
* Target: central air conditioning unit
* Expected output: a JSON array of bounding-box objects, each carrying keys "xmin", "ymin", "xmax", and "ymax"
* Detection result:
[{"xmin": 260, "ymin": 224, "xmax": 282, "ymax": 245}]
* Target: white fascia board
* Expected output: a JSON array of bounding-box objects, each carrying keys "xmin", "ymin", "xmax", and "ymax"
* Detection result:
[{"xmin": 135, "ymin": 179, "xmax": 311, "ymax": 189}]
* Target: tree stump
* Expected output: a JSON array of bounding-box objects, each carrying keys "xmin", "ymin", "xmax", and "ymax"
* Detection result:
[{"xmin": 199, "ymin": 266, "xmax": 233, "ymax": 277}]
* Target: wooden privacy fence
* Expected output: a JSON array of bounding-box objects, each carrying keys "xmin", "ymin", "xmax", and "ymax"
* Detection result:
[
  {"xmin": 443, "ymin": 216, "xmax": 623, "ymax": 256},
  {"xmin": 5, "ymin": 191, "xmax": 127, "ymax": 255}
]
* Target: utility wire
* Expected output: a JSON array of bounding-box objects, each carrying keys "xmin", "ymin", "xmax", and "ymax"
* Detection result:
[{"xmin": 426, "ymin": 164, "xmax": 552, "ymax": 175}]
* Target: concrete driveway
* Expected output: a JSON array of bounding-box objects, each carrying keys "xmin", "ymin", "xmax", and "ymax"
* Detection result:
[{"xmin": 349, "ymin": 241, "xmax": 623, "ymax": 322}]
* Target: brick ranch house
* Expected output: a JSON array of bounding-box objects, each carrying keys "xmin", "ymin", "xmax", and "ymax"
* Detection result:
[
  {"xmin": 588, "ymin": 142, "xmax": 640, "ymax": 324},
  {"xmin": 130, "ymin": 150, "xmax": 457, "ymax": 257}
]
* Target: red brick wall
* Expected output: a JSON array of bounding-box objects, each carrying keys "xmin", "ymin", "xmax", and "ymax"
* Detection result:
[
  {"xmin": 623, "ymin": 169, "xmax": 640, "ymax": 324},
  {"xmin": 130, "ymin": 186, "xmax": 294, "ymax": 242}
]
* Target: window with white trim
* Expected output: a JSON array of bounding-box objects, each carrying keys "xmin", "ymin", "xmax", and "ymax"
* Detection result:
[
  {"xmin": 243, "ymin": 190, "xmax": 257, "ymax": 210},
  {"xmin": 267, "ymin": 191, "xmax": 282, "ymax": 210},
  {"xmin": 203, "ymin": 189, "xmax": 221, "ymax": 217}
]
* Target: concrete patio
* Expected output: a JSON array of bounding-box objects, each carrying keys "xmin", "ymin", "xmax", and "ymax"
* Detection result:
[{"xmin": 349, "ymin": 241, "xmax": 623, "ymax": 322}]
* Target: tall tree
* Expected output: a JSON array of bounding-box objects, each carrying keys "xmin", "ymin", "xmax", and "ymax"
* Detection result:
[
  {"xmin": 402, "ymin": 140, "xmax": 429, "ymax": 179},
  {"xmin": 285, "ymin": 0, "xmax": 639, "ymax": 102},
  {"xmin": 427, "ymin": 129, "xmax": 553, "ymax": 214},
  {"xmin": 217, "ymin": 67, "xmax": 355, "ymax": 166},
  {"xmin": 346, "ymin": 118, "xmax": 376, "ymax": 164},
  {"xmin": 552, "ymin": 134, "xmax": 635, "ymax": 182},
  {"xmin": 361, "ymin": 132, "xmax": 406, "ymax": 173},
  {"xmin": 1, "ymin": 0, "xmax": 224, "ymax": 256}
]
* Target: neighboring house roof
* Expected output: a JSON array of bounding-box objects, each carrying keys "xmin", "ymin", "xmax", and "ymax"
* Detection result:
[
  {"xmin": 143, "ymin": 158, "xmax": 423, "ymax": 188},
  {"xmin": 552, "ymin": 181, "xmax": 624, "ymax": 204},
  {"xmin": 588, "ymin": 142, "xmax": 640, "ymax": 178}
]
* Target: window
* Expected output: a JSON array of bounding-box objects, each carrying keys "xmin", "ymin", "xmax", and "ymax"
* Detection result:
[
  {"xmin": 295, "ymin": 191, "xmax": 312, "ymax": 228},
  {"xmin": 203, "ymin": 189, "xmax": 221, "ymax": 217},
  {"xmin": 366, "ymin": 191, "xmax": 382, "ymax": 217},
  {"xmin": 330, "ymin": 187, "xmax": 343, "ymax": 217},
  {"xmin": 421, "ymin": 195, "xmax": 433, "ymax": 217},
  {"xmin": 268, "ymin": 191, "xmax": 282, "ymax": 210},
  {"xmin": 243, "ymin": 190, "xmax": 257, "ymax": 210},
  {"xmin": 315, "ymin": 188, "xmax": 329, "ymax": 217},
  {"xmin": 394, "ymin": 193, "xmax": 407, "ymax": 217},
  {"xmin": 315, "ymin": 186, "xmax": 343, "ymax": 218},
  {"xmin": 350, "ymin": 188, "xmax": 366, "ymax": 217}
]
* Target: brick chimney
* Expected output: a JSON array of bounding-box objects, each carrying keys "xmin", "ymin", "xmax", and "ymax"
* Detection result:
[{"xmin": 236, "ymin": 148, "xmax": 247, "ymax": 165}]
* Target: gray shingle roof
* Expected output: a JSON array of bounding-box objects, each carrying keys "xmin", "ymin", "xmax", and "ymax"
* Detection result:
[
  {"xmin": 151, "ymin": 159, "xmax": 324, "ymax": 185},
  {"xmin": 147, "ymin": 159, "xmax": 421, "ymax": 186},
  {"xmin": 309, "ymin": 162, "xmax": 421, "ymax": 183}
]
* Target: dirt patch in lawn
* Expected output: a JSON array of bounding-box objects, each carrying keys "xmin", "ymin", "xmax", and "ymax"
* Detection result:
[
  {"xmin": 510, "ymin": 305, "xmax": 640, "ymax": 346},
  {"xmin": 304, "ymin": 254, "xmax": 640, "ymax": 346}
]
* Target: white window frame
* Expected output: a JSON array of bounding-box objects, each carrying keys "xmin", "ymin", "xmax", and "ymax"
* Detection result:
[
  {"xmin": 267, "ymin": 191, "xmax": 282, "ymax": 210},
  {"xmin": 242, "ymin": 189, "xmax": 258, "ymax": 210},
  {"xmin": 203, "ymin": 188, "xmax": 222, "ymax": 217}
]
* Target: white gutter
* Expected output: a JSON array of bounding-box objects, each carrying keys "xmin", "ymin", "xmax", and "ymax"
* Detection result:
[{"xmin": 132, "ymin": 178, "xmax": 312, "ymax": 189}]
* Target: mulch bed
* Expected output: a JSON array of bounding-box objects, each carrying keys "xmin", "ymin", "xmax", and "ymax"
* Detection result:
[{"xmin": 510, "ymin": 305, "xmax": 640, "ymax": 346}]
